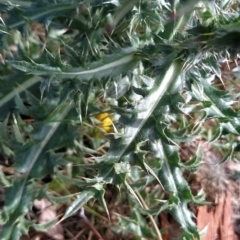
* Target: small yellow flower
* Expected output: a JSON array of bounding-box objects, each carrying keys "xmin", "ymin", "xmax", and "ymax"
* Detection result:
[{"xmin": 95, "ymin": 112, "xmax": 114, "ymax": 137}]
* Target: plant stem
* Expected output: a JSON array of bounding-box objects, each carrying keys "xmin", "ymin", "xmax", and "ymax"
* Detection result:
[
  {"xmin": 127, "ymin": 177, "xmax": 163, "ymax": 240},
  {"xmin": 79, "ymin": 208, "xmax": 104, "ymax": 240}
]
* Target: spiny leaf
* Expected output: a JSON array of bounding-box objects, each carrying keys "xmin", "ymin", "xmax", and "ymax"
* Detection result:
[
  {"xmin": 156, "ymin": 141, "xmax": 200, "ymax": 239},
  {"xmin": 1, "ymin": 2, "xmax": 78, "ymax": 32},
  {"xmin": 8, "ymin": 48, "xmax": 137, "ymax": 81},
  {"xmin": 96, "ymin": 61, "xmax": 182, "ymax": 164},
  {"xmin": 61, "ymin": 189, "xmax": 96, "ymax": 221}
]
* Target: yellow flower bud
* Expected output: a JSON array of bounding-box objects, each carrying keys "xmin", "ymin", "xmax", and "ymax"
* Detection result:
[{"xmin": 95, "ymin": 113, "xmax": 114, "ymax": 137}]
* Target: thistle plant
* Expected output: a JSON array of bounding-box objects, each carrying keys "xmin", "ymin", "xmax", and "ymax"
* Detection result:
[{"xmin": 0, "ymin": 0, "xmax": 240, "ymax": 239}]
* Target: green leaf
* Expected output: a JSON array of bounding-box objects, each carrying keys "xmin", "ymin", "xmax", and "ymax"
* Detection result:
[
  {"xmin": 14, "ymin": 102, "xmax": 73, "ymax": 173},
  {"xmin": 93, "ymin": 183, "xmax": 110, "ymax": 218},
  {"xmin": 1, "ymin": 2, "xmax": 78, "ymax": 32},
  {"xmin": 8, "ymin": 48, "xmax": 137, "ymax": 81},
  {"xmin": 61, "ymin": 189, "xmax": 96, "ymax": 220},
  {"xmin": 1, "ymin": 178, "xmax": 39, "ymax": 240},
  {"xmin": 96, "ymin": 62, "xmax": 182, "ymax": 163},
  {"xmin": 219, "ymin": 142, "xmax": 237, "ymax": 164},
  {"xmin": 154, "ymin": 139, "xmax": 200, "ymax": 238}
]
